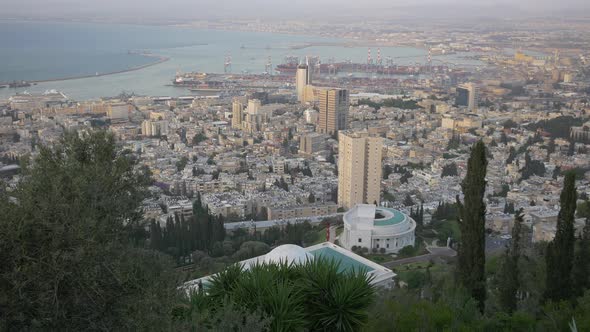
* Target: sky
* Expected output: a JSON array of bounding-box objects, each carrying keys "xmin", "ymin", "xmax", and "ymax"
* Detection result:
[{"xmin": 2, "ymin": 0, "xmax": 589, "ymax": 21}]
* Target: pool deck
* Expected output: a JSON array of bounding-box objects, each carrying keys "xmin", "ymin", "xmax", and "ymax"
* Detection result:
[{"xmin": 310, "ymin": 246, "xmax": 375, "ymax": 272}]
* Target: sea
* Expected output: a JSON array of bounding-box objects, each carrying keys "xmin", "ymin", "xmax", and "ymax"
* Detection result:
[{"xmin": 0, "ymin": 20, "xmax": 480, "ymax": 100}]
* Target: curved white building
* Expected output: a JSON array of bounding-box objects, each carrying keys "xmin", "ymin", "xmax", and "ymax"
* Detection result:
[
  {"xmin": 184, "ymin": 242, "xmax": 396, "ymax": 291},
  {"xmin": 341, "ymin": 204, "xmax": 416, "ymax": 253}
]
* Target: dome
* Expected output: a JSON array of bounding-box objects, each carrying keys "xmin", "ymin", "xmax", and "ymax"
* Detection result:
[{"xmin": 263, "ymin": 244, "xmax": 314, "ymax": 265}]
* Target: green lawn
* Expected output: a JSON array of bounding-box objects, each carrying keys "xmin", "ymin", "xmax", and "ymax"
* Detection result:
[
  {"xmin": 392, "ymin": 261, "xmax": 451, "ymax": 285},
  {"xmin": 424, "ymin": 219, "xmax": 461, "ymax": 244},
  {"xmin": 366, "ymin": 254, "xmax": 394, "ymax": 263},
  {"xmin": 306, "ymin": 227, "xmax": 329, "ymax": 247}
]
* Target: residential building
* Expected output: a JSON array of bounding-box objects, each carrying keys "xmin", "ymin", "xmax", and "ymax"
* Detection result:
[
  {"xmin": 232, "ymin": 98, "xmax": 244, "ymax": 129},
  {"xmin": 338, "ymin": 130, "xmax": 383, "ymax": 210},
  {"xmin": 141, "ymin": 120, "xmax": 169, "ymax": 137},
  {"xmin": 267, "ymin": 203, "xmax": 338, "ymax": 220},
  {"xmin": 456, "ymin": 83, "xmax": 478, "ymax": 112},
  {"xmin": 317, "ymin": 88, "xmax": 349, "ymax": 135},
  {"xmin": 299, "ymin": 133, "xmax": 328, "ymax": 155}
]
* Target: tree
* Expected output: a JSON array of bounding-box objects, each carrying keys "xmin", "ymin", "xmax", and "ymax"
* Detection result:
[
  {"xmin": 383, "ymin": 164, "xmax": 393, "ymax": 179},
  {"xmin": 544, "ymin": 171, "xmax": 577, "ymax": 302},
  {"xmin": 506, "ymin": 146, "xmax": 517, "ymax": 164},
  {"xmin": 503, "ymin": 119, "xmax": 518, "ymax": 129},
  {"xmin": 572, "ymin": 219, "xmax": 590, "ymax": 297},
  {"xmin": 308, "ymin": 192, "xmax": 316, "ymax": 203},
  {"xmin": 327, "ymin": 150, "xmax": 336, "ymax": 164},
  {"xmin": 176, "ymin": 156, "xmax": 189, "ymax": 172},
  {"xmin": 0, "ymin": 130, "xmax": 179, "ymax": 330},
  {"xmin": 547, "ymin": 137, "xmax": 556, "ymax": 156},
  {"xmin": 520, "ymin": 152, "xmax": 545, "ymax": 180},
  {"xmin": 201, "ymin": 258, "xmax": 375, "ymax": 332},
  {"xmin": 577, "ymin": 200, "xmax": 590, "ymax": 219},
  {"xmin": 447, "ymin": 133, "xmax": 461, "ymax": 150},
  {"xmin": 456, "ymin": 140, "xmax": 488, "ymax": 312},
  {"xmin": 192, "ymin": 132, "xmax": 207, "ymax": 145},
  {"xmin": 441, "ymin": 162, "xmax": 459, "ymax": 177},
  {"xmin": 501, "ymin": 132, "xmax": 509, "ymax": 145},
  {"xmin": 503, "ymin": 202, "xmax": 516, "ymax": 214},
  {"xmin": 498, "ymin": 211, "xmax": 523, "ymax": 313},
  {"xmin": 403, "ymin": 194, "xmax": 415, "ymax": 207},
  {"xmin": 568, "ymin": 140, "xmax": 576, "ymax": 156}
]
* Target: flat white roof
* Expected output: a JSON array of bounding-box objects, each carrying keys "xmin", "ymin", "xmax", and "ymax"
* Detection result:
[{"xmin": 182, "ymin": 242, "xmax": 395, "ymax": 293}]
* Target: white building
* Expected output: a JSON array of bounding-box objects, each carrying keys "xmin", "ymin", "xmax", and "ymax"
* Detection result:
[
  {"xmin": 340, "ymin": 204, "xmax": 416, "ymax": 253},
  {"xmin": 304, "ymin": 108, "xmax": 318, "ymax": 124},
  {"xmin": 183, "ymin": 242, "xmax": 396, "ymax": 291},
  {"xmin": 141, "ymin": 119, "xmax": 169, "ymax": 137}
]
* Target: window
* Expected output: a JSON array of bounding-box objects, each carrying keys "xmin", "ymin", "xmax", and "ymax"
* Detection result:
[
  {"xmin": 358, "ymin": 238, "xmax": 362, "ymax": 243},
  {"xmin": 386, "ymin": 244, "xmax": 390, "ymax": 248},
  {"xmin": 376, "ymin": 244, "xmax": 380, "ymax": 248}
]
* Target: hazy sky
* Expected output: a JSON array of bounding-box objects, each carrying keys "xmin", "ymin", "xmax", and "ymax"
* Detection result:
[{"xmin": 3, "ymin": 0, "xmax": 589, "ymax": 21}]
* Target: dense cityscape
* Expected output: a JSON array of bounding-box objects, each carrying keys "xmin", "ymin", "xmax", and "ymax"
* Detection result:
[{"xmin": 1, "ymin": 7, "xmax": 590, "ymax": 332}]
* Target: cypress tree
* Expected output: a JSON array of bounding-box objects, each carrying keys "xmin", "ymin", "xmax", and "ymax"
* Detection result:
[
  {"xmin": 544, "ymin": 171, "xmax": 577, "ymax": 302},
  {"xmin": 572, "ymin": 218, "xmax": 590, "ymax": 297},
  {"xmin": 456, "ymin": 140, "xmax": 488, "ymax": 312},
  {"xmin": 498, "ymin": 211, "xmax": 523, "ymax": 313}
]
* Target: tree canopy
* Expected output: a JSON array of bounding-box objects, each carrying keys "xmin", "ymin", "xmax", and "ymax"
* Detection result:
[{"xmin": 0, "ymin": 130, "xmax": 180, "ymax": 330}]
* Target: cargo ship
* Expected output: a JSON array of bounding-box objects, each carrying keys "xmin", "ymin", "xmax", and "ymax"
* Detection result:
[
  {"xmin": 8, "ymin": 81, "xmax": 32, "ymax": 88},
  {"xmin": 274, "ymin": 61, "xmax": 448, "ymax": 76},
  {"xmin": 173, "ymin": 73, "xmax": 208, "ymax": 86},
  {"xmin": 189, "ymin": 84, "xmax": 223, "ymax": 92}
]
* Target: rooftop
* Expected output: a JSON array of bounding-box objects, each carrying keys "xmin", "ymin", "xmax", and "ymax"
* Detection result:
[
  {"xmin": 374, "ymin": 208, "xmax": 406, "ymax": 226},
  {"xmin": 182, "ymin": 242, "xmax": 395, "ymax": 293}
]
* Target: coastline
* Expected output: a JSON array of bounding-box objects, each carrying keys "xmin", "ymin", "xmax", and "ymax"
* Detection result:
[{"xmin": 0, "ymin": 54, "xmax": 170, "ymax": 86}]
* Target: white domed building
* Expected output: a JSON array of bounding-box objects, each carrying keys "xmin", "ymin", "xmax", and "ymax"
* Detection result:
[
  {"xmin": 340, "ymin": 204, "xmax": 416, "ymax": 253},
  {"xmin": 184, "ymin": 242, "xmax": 396, "ymax": 291},
  {"xmin": 262, "ymin": 244, "xmax": 314, "ymax": 265}
]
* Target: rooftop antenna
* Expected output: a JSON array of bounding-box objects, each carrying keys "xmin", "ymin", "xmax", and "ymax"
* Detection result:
[
  {"xmin": 265, "ymin": 56, "xmax": 272, "ymax": 75},
  {"xmin": 428, "ymin": 47, "xmax": 433, "ymax": 74},
  {"xmin": 224, "ymin": 53, "xmax": 232, "ymax": 73}
]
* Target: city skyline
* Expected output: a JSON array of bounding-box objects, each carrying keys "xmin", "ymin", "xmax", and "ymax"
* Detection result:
[{"xmin": 1, "ymin": 2, "xmax": 590, "ymax": 330}]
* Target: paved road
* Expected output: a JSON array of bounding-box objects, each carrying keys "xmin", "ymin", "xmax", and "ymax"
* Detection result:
[
  {"xmin": 382, "ymin": 235, "xmax": 509, "ymax": 268},
  {"xmin": 382, "ymin": 246, "xmax": 456, "ymax": 268},
  {"xmin": 486, "ymin": 235, "xmax": 510, "ymax": 255},
  {"xmin": 224, "ymin": 213, "xmax": 343, "ymax": 230},
  {"xmin": 328, "ymin": 225, "xmax": 337, "ymax": 243}
]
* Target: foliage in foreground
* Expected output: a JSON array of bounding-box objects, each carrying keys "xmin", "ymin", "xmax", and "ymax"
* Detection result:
[
  {"xmin": 0, "ymin": 131, "xmax": 180, "ymax": 330},
  {"xmin": 178, "ymin": 258, "xmax": 375, "ymax": 332},
  {"xmin": 456, "ymin": 140, "xmax": 488, "ymax": 312}
]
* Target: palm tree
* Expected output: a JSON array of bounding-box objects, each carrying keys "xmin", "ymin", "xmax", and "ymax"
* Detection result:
[
  {"xmin": 194, "ymin": 258, "xmax": 375, "ymax": 331},
  {"xmin": 300, "ymin": 258, "xmax": 375, "ymax": 332}
]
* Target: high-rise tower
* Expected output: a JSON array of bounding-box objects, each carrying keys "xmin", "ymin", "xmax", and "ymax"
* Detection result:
[
  {"xmin": 456, "ymin": 83, "xmax": 478, "ymax": 112},
  {"xmin": 317, "ymin": 88, "xmax": 349, "ymax": 135},
  {"xmin": 296, "ymin": 63, "xmax": 312, "ymax": 102},
  {"xmin": 338, "ymin": 131, "xmax": 383, "ymax": 210},
  {"xmin": 231, "ymin": 98, "xmax": 244, "ymax": 129}
]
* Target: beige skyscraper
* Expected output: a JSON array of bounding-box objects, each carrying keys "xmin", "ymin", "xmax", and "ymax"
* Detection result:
[
  {"xmin": 456, "ymin": 83, "xmax": 478, "ymax": 112},
  {"xmin": 231, "ymin": 98, "xmax": 244, "ymax": 129},
  {"xmin": 338, "ymin": 131, "xmax": 383, "ymax": 210},
  {"xmin": 317, "ymin": 88, "xmax": 349, "ymax": 135},
  {"xmin": 296, "ymin": 64, "xmax": 311, "ymax": 102}
]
